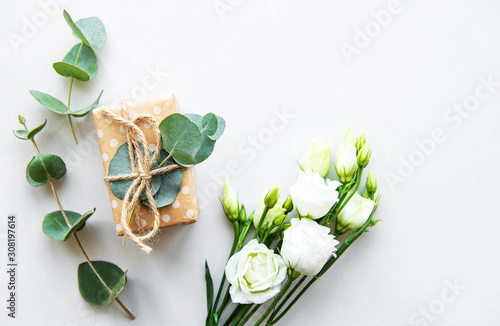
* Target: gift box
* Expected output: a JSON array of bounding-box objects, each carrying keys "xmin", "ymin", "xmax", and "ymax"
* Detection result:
[{"xmin": 93, "ymin": 95, "xmax": 199, "ymax": 238}]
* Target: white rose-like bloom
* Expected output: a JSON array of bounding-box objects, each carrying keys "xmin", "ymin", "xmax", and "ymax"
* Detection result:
[
  {"xmin": 289, "ymin": 169, "xmax": 342, "ymax": 219},
  {"xmin": 225, "ymin": 239, "xmax": 287, "ymax": 304},
  {"xmin": 336, "ymin": 193, "xmax": 375, "ymax": 234},
  {"xmin": 281, "ymin": 218, "xmax": 339, "ymax": 276}
]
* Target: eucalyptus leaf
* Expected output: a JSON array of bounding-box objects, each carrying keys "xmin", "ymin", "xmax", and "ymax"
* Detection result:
[
  {"xmin": 13, "ymin": 130, "xmax": 28, "ymax": 140},
  {"xmin": 27, "ymin": 119, "xmax": 47, "ymax": 139},
  {"xmin": 70, "ymin": 90, "xmax": 103, "ymax": 117},
  {"xmin": 53, "ymin": 62, "xmax": 90, "ymax": 81},
  {"xmin": 26, "ymin": 154, "xmax": 66, "ymax": 185},
  {"xmin": 185, "ymin": 114, "xmax": 216, "ymax": 164},
  {"xmin": 108, "ymin": 143, "xmax": 162, "ymax": 201},
  {"xmin": 29, "ymin": 90, "xmax": 68, "ymax": 115},
  {"xmin": 54, "ymin": 43, "xmax": 98, "ymax": 81},
  {"xmin": 201, "ymin": 113, "xmax": 218, "ymax": 137},
  {"xmin": 18, "ymin": 115, "xmax": 26, "ymax": 124},
  {"xmin": 25, "ymin": 161, "xmax": 46, "ymax": 187},
  {"xmin": 142, "ymin": 150, "xmax": 183, "ymax": 208},
  {"xmin": 210, "ymin": 115, "xmax": 226, "ymax": 140},
  {"xmin": 78, "ymin": 261, "xmax": 127, "ymax": 307},
  {"xmin": 42, "ymin": 208, "xmax": 95, "ymax": 241},
  {"xmin": 63, "ymin": 10, "xmax": 90, "ymax": 47},
  {"xmin": 75, "ymin": 17, "xmax": 106, "ymax": 49},
  {"xmin": 159, "ymin": 113, "xmax": 202, "ymax": 167}
]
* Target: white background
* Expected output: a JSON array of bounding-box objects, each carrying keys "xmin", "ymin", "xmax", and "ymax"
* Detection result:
[{"xmin": 2, "ymin": 0, "xmax": 500, "ymax": 325}]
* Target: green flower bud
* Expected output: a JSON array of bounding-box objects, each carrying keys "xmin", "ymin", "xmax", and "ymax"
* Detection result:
[
  {"xmin": 283, "ymin": 196, "xmax": 293, "ymax": 214},
  {"xmin": 222, "ymin": 180, "xmax": 239, "ymax": 221},
  {"xmin": 301, "ymin": 137, "xmax": 331, "ymax": 177},
  {"xmin": 357, "ymin": 139, "xmax": 371, "ymax": 168},
  {"xmin": 355, "ymin": 133, "xmax": 366, "ymax": 152},
  {"xmin": 239, "ymin": 205, "xmax": 247, "ymax": 223},
  {"xmin": 283, "ymin": 222, "xmax": 291, "ymax": 230},
  {"xmin": 273, "ymin": 214, "xmax": 286, "ymax": 226},
  {"xmin": 366, "ymin": 172, "xmax": 377, "ymax": 194},
  {"xmin": 335, "ymin": 128, "xmax": 358, "ymax": 183},
  {"xmin": 264, "ymin": 186, "xmax": 279, "ymax": 208}
]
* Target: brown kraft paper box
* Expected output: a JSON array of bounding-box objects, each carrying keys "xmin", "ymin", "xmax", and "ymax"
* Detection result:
[{"xmin": 93, "ymin": 95, "xmax": 199, "ymax": 236}]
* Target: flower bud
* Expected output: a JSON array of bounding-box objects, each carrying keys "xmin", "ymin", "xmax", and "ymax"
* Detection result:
[
  {"xmin": 335, "ymin": 129, "xmax": 358, "ymax": 183},
  {"xmin": 222, "ymin": 180, "xmax": 239, "ymax": 221},
  {"xmin": 273, "ymin": 214, "xmax": 286, "ymax": 226},
  {"xmin": 357, "ymin": 139, "xmax": 371, "ymax": 168},
  {"xmin": 253, "ymin": 193, "xmax": 286, "ymax": 230},
  {"xmin": 283, "ymin": 196, "xmax": 293, "ymax": 214},
  {"xmin": 239, "ymin": 205, "xmax": 247, "ymax": 223},
  {"xmin": 355, "ymin": 133, "xmax": 366, "ymax": 152},
  {"xmin": 283, "ymin": 222, "xmax": 291, "ymax": 230},
  {"xmin": 264, "ymin": 186, "xmax": 280, "ymax": 208},
  {"xmin": 301, "ymin": 137, "xmax": 331, "ymax": 177},
  {"xmin": 366, "ymin": 172, "xmax": 377, "ymax": 195}
]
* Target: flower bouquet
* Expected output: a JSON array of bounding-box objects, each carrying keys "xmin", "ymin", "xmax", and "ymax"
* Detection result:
[{"xmin": 205, "ymin": 129, "xmax": 381, "ymax": 326}]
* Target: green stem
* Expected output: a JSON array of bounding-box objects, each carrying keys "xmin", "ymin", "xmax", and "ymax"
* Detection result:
[
  {"xmin": 122, "ymin": 203, "xmax": 136, "ymax": 245},
  {"xmin": 268, "ymin": 275, "xmax": 307, "ymax": 322},
  {"xmin": 66, "ymin": 41, "xmax": 83, "ymax": 145},
  {"xmin": 229, "ymin": 304, "xmax": 252, "ymax": 326},
  {"xmin": 236, "ymin": 304, "xmax": 260, "ymax": 326},
  {"xmin": 253, "ymin": 277, "xmax": 294, "ymax": 326},
  {"xmin": 253, "ymin": 207, "xmax": 270, "ymax": 240},
  {"xmin": 158, "ymin": 152, "xmax": 173, "ymax": 167}
]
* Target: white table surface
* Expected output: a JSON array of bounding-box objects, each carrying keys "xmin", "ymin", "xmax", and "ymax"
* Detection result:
[{"xmin": 2, "ymin": 1, "xmax": 500, "ymax": 325}]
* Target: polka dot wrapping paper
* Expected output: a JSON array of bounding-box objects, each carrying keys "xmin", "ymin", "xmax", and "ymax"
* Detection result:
[{"xmin": 92, "ymin": 95, "xmax": 199, "ymax": 236}]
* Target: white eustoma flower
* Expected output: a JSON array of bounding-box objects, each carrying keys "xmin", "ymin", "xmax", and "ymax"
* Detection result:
[
  {"xmin": 225, "ymin": 239, "xmax": 287, "ymax": 304},
  {"xmin": 281, "ymin": 218, "xmax": 339, "ymax": 276},
  {"xmin": 301, "ymin": 137, "xmax": 331, "ymax": 177},
  {"xmin": 289, "ymin": 169, "xmax": 341, "ymax": 219},
  {"xmin": 335, "ymin": 128, "xmax": 358, "ymax": 183},
  {"xmin": 336, "ymin": 193, "xmax": 375, "ymax": 234}
]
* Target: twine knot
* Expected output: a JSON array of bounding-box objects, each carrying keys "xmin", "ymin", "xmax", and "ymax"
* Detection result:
[{"xmin": 101, "ymin": 101, "xmax": 182, "ymax": 253}]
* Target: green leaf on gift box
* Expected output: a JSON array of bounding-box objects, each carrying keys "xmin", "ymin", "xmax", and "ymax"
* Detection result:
[
  {"xmin": 210, "ymin": 115, "xmax": 226, "ymax": 140},
  {"xmin": 69, "ymin": 90, "xmax": 103, "ymax": 117},
  {"xmin": 142, "ymin": 150, "xmax": 183, "ymax": 208},
  {"xmin": 201, "ymin": 113, "xmax": 218, "ymax": 137},
  {"xmin": 63, "ymin": 10, "xmax": 90, "ymax": 47},
  {"xmin": 159, "ymin": 113, "xmax": 202, "ymax": 167},
  {"xmin": 27, "ymin": 119, "xmax": 47, "ymax": 139},
  {"xmin": 185, "ymin": 113, "xmax": 217, "ymax": 164},
  {"xmin": 75, "ymin": 16, "xmax": 106, "ymax": 49},
  {"xmin": 53, "ymin": 43, "xmax": 98, "ymax": 81},
  {"xmin": 29, "ymin": 90, "xmax": 68, "ymax": 115},
  {"xmin": 26, "ymin": 154, "xmax": 66, "ymax": 186},
  {"xmin": 13, "ymin": 130, "xmax": 28, "ymax": 140},
  {"xmin": 108, "ymin": 143, "xmax": 162, "ymax": 201},
  {"xmin": 78, "ymin": 261, "xmax": 127, "ymax": 307},
  {"xmin": 42, "ymin": 208, "xmax": 95, "ymax": 241}
]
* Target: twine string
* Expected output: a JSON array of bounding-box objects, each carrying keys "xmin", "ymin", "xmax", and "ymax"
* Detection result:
[{"xmin": 101, "ymin": 101, "xmax": 181, "ymax": 253}]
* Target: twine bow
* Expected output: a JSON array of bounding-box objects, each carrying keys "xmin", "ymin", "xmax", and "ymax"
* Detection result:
[{"xmin": 102, "ymin": 101, "xmax": 181, "ymax": 253}]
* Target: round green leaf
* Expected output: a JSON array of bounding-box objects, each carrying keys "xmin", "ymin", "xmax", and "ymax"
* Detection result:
[
  {"xmin": 184, "ymin": 114, "xmax": 216, "ymax": 164},
  {"xmin": 42, "ymin": 208, "xmax": 95, "ymax": 241},
  {"xmin": 29, "ymin": 90, "xmax": 68, "ymax": 115},
  {"xmin": 210, "ymin": 115, "xmax": 226, "ymax": 140},
  {"xmin": 143, "ymin": 150, "xmax": 184, "ymax": 208},
  {"xmin": 54, "ymin": 43, "xmax": 98, "ymax": 81},
  {"xmin": 27, "ymin": 154, "xmax": 66, "ymax": 184},
  {"xmin": 78, "ymin": 261, "xmax": 127, "ymax": 307},
  {"xmin": 108, "ymin": 143, "xmax": 162, "ymax": 201},
  {"xmin": 27, "ymin": 119, "xmax": 47, "ymax": 139},
  {"xmin": 53, "ymin": 62, "xmax": 90, "ymax": 81},
  {"xmin": 75, "ymin": 17, "xmax": 106, "ymax": 49},
  {"xmin": 159, "ymin": 113, "xmax": 202, "ymax": 167},
  {"xmin": 201, "ymin": 113, "xmax": 218, "ymax": 137},
  {"xmin": 26, "ymin": 158, "xmax": 46, "ymax": 187}
]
